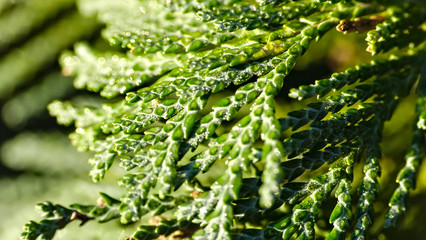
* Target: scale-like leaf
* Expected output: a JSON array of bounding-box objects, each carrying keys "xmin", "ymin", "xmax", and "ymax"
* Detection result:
[{"xmin": 24, "ymin": 0, "xmax": 426, "ymax": 239}]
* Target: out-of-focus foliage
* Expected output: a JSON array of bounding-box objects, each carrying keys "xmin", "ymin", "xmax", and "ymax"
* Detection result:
[
  {"xmin": 0, "ymin": 2, "xmax": 98, "ymax": 98},
  {"xmin": 0, "ymin": 0, "xmax": 124, "ymax": 239},
  {"xmin": 2, "ymin": 73, "xmax": 74, "ymax": 128}
]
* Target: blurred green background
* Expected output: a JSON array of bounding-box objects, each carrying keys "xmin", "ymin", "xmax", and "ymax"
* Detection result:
[
  {"xmin": 0, "ymin": 0, "xmax": 424, "ymax": 239},
  {"xmin": 0, "ymin": 0, "xmax": 133, "ymax": 239}
]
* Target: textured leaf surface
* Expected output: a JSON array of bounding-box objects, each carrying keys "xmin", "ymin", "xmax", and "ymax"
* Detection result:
[{"xmin": 24, "ymin": 0, "xmax": 426, "ymax": 239}]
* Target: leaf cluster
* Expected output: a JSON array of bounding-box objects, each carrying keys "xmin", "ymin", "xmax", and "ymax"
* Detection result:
[{"xmin": 23, "ymin": 0, "xmax": 426, "ymax": 239}]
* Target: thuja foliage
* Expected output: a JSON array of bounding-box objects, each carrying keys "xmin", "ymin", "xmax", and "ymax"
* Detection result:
[{"xmin": 23, "ymin": 0, "xmax": 425, "ymax": 239}]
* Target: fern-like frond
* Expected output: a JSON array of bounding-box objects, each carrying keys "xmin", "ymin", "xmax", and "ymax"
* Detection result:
[
  {"xmin": 21, "ymin": 195, "xmax": 119, "ymax": 240},
  {"xmin": 24, "ymin": 0, "xmax": 426, "ymax": 239}
]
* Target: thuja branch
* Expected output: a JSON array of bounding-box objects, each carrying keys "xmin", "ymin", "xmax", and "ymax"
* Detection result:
[{"xmin": 22, "ymin": 0, "xmax": 426, "ymax": 239}]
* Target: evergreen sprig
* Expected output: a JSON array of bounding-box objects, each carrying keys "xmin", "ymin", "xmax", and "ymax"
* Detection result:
[
  {"xmin": 21, "ymin": 193, "xmax": 120, "ymax": 240},
  {"xmin": 23, "ymin": 0, "xmax": 426, "ymax": 239}
]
